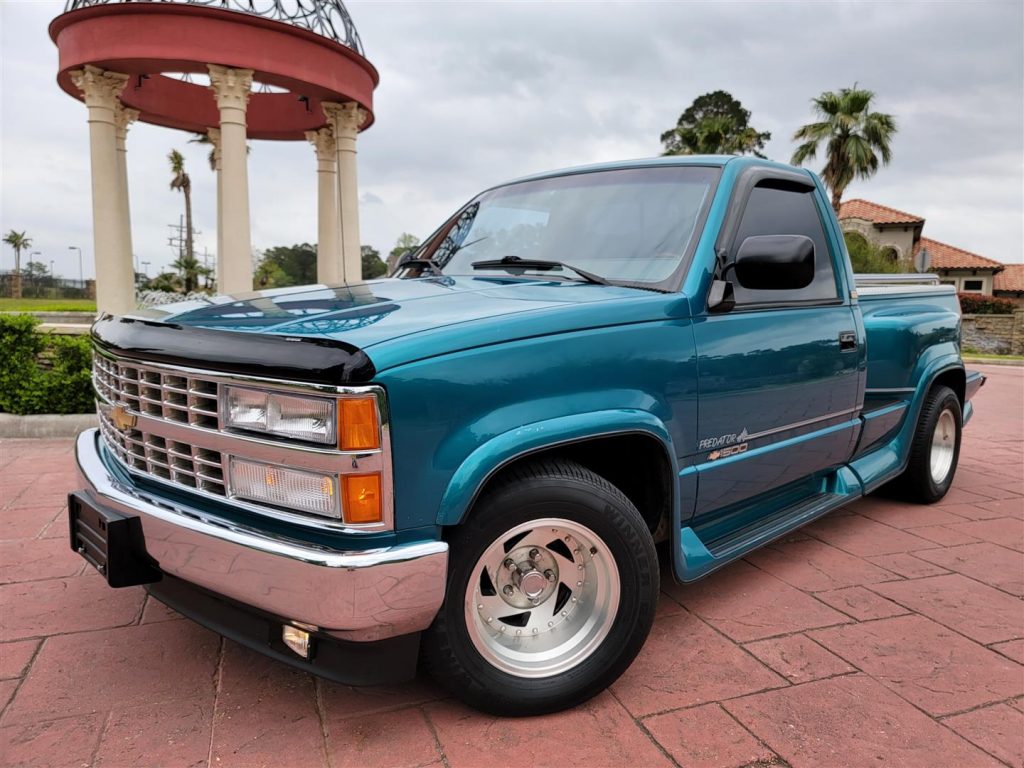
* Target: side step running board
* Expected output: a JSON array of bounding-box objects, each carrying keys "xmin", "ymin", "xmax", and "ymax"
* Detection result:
[{"xmin": 675, "ymin": 468, "xmax": 861, "ymax": 582}]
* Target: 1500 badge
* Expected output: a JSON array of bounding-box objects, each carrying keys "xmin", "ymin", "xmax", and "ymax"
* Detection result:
[{"xmin": 707, "ymin": 443, "xmax": 749, "ymax": 461}]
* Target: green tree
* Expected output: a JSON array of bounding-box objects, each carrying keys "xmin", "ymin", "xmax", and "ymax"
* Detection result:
[
  {"xmin": 361, "ymin": 246, "xmax": 387, "ymax": 279},
  {"xmin": 189, "ymin": 131, "xmax": 249, "ymax": 171},
  {"xmin": 3, "ymin": 230, "xmax": 32, "ymax": 299},
  {"xmin": 254, "ymin": 244, "xmax": 317, "ymax": 289},
  {"xmin": 386, "ymin": 233, "xmax": 420, "ymax": 272},
  {"xmin": 143, "ymin": 272, "xmax": 183, "ymax": 293},
  {"xmin": 791, "ymin": 85, "xmax": 897, "ymax": 213},
  {"xmin": 660, "ymin": 91, "xmax": 771, "ymax": 158},
  {"xmin": 168, "ymin": 149, "xmax": 198, "ymax": 291},
  {"xmin": 843, "ymin": 232, "xmax": 903, "ymax": 274}
]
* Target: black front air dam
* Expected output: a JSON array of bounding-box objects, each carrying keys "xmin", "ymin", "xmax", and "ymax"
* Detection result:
[
  {"xmin": 92, "ymin": 314, "xmax": 375, "ymax": 385},
  {"xmin": 148, "ymin": 575, "xmax": 421, "ymax": 686}
]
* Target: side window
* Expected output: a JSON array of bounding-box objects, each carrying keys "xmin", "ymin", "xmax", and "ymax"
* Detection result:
[{"xmin": 730, "ymin": 182, "xmax": 839, "ymax": 305}]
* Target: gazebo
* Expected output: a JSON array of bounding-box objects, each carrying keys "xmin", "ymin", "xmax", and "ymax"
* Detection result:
[{"xmin": 49, "ymin": 0, "xmax": 379, "ymax": 315}]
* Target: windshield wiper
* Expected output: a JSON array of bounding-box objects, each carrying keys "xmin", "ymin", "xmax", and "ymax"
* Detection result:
[{"xmin": 471, "ymin": 255, "xmax": 610, "ymax": 286}]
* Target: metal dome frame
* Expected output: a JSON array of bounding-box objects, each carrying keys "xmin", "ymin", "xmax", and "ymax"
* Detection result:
[{"xmin": 63, "ymin": 0, "xmax": 364, "ymax": 54}]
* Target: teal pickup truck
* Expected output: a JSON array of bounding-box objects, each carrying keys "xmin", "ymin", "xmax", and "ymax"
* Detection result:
[{"xmin": 71, "ymin": 156, "xmax": 982, "ymax": 715}]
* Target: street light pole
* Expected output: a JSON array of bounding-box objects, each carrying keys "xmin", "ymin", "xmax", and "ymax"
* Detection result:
[
  {"xmin": 68, "ymin": 246, "xmax": 83, "ymax": 283},
  {"xmin": 141, "ymin": 260, "xmax": 151, "ymax": 277},
  {"xmin": 30, "ymin": 251, "xmax": 41, "ymax": 293}
]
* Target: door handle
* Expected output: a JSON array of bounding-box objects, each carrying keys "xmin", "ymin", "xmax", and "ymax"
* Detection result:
[{"xmin": 839, "ymin": 331, "xmax": 858, "ymax": 351}]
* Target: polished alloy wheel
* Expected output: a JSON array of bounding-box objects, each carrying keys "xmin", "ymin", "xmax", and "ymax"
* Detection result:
[
  {"xmin": 929, "ymin": 407, "xmax": 957, "ymax": 484},
  {"xmin": 464, "ymin": 518, "xmax": 620, "ymax": 678}
]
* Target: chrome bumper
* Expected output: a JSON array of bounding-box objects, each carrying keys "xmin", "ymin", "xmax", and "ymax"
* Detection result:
[{"xmin": 74, "ymin": 429, "xmax": 448, "ymax": 641}]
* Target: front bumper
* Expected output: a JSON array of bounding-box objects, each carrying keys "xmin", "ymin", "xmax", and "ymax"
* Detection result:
[{"xmin": 74, "ymin": 429, "xmax": 448, "ymax": 642}]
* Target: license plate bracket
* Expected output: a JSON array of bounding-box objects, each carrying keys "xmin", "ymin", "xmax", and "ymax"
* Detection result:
[{"xmin": 68, "ymin": 492, "xmax": 162, "ymax": 587}]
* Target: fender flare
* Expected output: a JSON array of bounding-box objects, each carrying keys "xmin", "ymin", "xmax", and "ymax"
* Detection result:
[{"xmin": 435, "ymin": 409, "xmax": 678, "ymax": 526}]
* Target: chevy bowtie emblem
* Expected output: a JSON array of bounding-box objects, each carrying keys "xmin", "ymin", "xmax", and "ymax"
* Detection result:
[{"xmin": 110, "ymin": 405, "xmax": 137, "ymax": 431}]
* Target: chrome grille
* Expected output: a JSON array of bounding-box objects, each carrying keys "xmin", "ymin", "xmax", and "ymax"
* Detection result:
[
  {"xmin": 93, "ymin": 354, "xmax": 219, "ymax": 429},
  {"xmin": 98, "ymin": 408, "xmax": 227, "ymax": 495},
  {"xmin": 90, "ymin": 348, "xmax": 395, "ymax": 532},
  {"xmin": 94, "ymin": 353, "xmax": 225, "ymax": 495}
]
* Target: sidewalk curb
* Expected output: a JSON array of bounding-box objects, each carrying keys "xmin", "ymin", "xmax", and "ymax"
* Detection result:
[
  {"xmin": 963, "ymin": 357, "xmax": 1024, "ymax": 367},
  {"xmin": 0, "ymin": 413, "xmax": 97, "ymax": 438}
]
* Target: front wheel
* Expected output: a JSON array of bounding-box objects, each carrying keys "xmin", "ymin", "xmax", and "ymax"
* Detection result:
[{"xmin": 422, "ymin": 459, "xmax": 658, "ymax": 716}]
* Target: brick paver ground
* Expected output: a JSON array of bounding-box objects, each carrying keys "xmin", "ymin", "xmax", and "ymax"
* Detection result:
[{"xmin": 1, "ymin": 364, "xmax": 1021, "ymax": 768}]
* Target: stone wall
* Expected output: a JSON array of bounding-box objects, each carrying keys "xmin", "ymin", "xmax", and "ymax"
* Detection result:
[{"xmin": 961, "ymin": 311, "xmax": 1024, "ymax": 355}]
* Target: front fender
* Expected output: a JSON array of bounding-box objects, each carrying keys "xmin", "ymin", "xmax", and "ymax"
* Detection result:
[{"xmin": 436, "ymin": 409, "xmax": 678, "ymax": 526}]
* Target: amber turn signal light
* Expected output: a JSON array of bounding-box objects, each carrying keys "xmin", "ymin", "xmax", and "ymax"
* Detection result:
[
  {"xmin": 339, "ymin": 396, "xmax": 380, "ymax": 451},
  {"xmin": 342, "ymin": 473, "xmax": 383, "ymax": 524}
]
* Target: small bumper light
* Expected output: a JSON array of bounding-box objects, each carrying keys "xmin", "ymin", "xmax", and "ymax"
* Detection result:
[
  {"xmin": 282, "ymin": 625, "xmax": 311, "ymax": 659},
  {"xmin": 228, "ymin": 457, "xmax": 340, "ymax": 518}
]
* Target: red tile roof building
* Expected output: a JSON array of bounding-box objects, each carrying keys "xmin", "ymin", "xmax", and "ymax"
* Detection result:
[
  {"xmin": 838, "ymin": 197, "xmax": 1011, "ymax": 296},
  {"xmin": 994, "ymin": 263, "xmax": 1024, "ymax": 298},
  {"xmin": 839, "ymin": 199, "xmax": 924, "ymax": 226}
]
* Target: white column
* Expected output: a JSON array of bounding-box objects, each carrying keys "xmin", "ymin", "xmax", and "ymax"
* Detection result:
[
  {"xmin": 70, "ymin": 65, "xmax": 133, "ymax": 315},
  {"xmin": 323, "ymin": 101, "xmax": 367, "ymax": 283},
  {"xmin": 208, "ymin": 65, "xmax": 253, "ymax": 294},
  {"xmin": 114, "ymin": 103, "xmax": 139, "ymax": 278},
  {"xmin": 207, "ymin": 127, "xmax": 224, "ymax": 291},
  {"xmin": 305, "ymin": 127, "xmax": 341, "ymax": 284}
]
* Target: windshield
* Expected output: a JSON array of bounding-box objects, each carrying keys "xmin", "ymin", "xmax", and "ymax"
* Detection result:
[{"xmin": 427, "ymin": 166, "xmax": 719, "ymax": 286}]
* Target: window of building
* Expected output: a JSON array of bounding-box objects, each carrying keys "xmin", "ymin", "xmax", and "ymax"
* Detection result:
[{"xmin": 962, "ymin": 279, "xmax": 984, "ymax": 293}]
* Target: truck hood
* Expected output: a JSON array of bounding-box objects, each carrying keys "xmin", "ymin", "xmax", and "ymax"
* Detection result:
[{"xmin": 131, "ymin": 276, "xmax": 678, "ymax": 375}]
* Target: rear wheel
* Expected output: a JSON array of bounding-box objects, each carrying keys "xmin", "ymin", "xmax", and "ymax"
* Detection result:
[
  {"xmin": 894, "ymin": 385, "xmax": 962, "ymax": 503},
  {"xmin": 423, "ymin": 459, "xmax": 658, "ymax": 716}
]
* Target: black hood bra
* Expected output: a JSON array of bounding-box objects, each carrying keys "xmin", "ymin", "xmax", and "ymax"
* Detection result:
[{"xmin": 91, "ymin": 315, "xmax": 376, "ymax": 386}]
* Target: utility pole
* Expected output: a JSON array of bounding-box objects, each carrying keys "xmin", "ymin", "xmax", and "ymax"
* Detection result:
[
  {"xmin": 68, "ymin": 246, "xmax": 83, "ymax": 283},
  {"xmin": 168, "ymin": 214, "xmax": 202, "ymax": 291}
]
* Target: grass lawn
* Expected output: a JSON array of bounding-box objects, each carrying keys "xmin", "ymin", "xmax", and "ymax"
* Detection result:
[
  {"xmin": 0, "ymin": 298, "xmax": 96, "ymax": 312},
  {"xmin": 963, "ymin": 352, "xmax": 1024, "ymax": 361}
]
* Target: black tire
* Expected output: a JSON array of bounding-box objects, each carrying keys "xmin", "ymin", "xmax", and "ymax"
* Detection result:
[
  {"xmin": 893, "ymin": 385, "xmax": 962, "ymax": 503},
  {"xmin": 422, "ymin": 459, "xmax": 658, "ymax": 716}
]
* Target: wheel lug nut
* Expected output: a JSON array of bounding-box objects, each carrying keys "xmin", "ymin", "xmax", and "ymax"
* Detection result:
[
  {"xmin": 544, "ymin": 569, "xmax": 555, "ymax": 581},
  {"xmin": 503, "ymin": 585, "xmax": 514, "ymax": 596},
  {"xmin": 504, "ymin": 559, "xmax": 515, "ymax": 571},
  {"xmin": 532, "ymin": 628, "xmax": 539, "ymax": 634},
  {"xmin": 529, "ymin": 548, "xmax": 540, "ymax": 560}
]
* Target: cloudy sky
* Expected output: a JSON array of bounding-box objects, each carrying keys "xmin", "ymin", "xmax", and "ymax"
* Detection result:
[{"xmin": 1, "ymin": 0, "xmax": 1022, "ymax": 280}]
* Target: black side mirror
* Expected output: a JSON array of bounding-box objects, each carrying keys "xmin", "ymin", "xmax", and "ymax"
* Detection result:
[{"xmin": 734, "ymin": 234, "xmax": 815, "ymax": 291}]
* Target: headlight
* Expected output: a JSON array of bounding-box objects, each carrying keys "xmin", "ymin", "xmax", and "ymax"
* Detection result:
[
  {"xmin": 222, "ymin": 386, "xmax": 382, "ymax": 451},
  {"xmin": 223, "ymin": 385, "xmax": 336, "ymax": 445}
]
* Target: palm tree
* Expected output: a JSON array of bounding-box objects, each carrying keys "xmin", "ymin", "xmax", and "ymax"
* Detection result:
[
  {"xmin": 3, "ymin": 230, "xmax": 32, "ymax": 299},
  {"xmin": 168, "ymin": 149, "xmax": 197, "ymax": 292},
  {"xmin": 189, "ymin": 131, "xmax": 250, "ymax": 171},
  {"xmin": 791, "ymin": 86, "xmax": 897, "ymax": 212},
  {"xmin": 188, "ymin": 133, "xmax": 218, "ymax": 171}
]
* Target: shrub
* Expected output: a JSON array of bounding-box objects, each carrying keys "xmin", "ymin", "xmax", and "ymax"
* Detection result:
[
  {"xmin": 957, "ymin": 293, "xmax": 1016, "ymax": 315},
  {"xmin": 0, "ymin": 314, "xmax": 94, "ymax": 414},
  {"xmin": 843, "ymin": 232, "xmax": 904, "ymax": 274}
]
